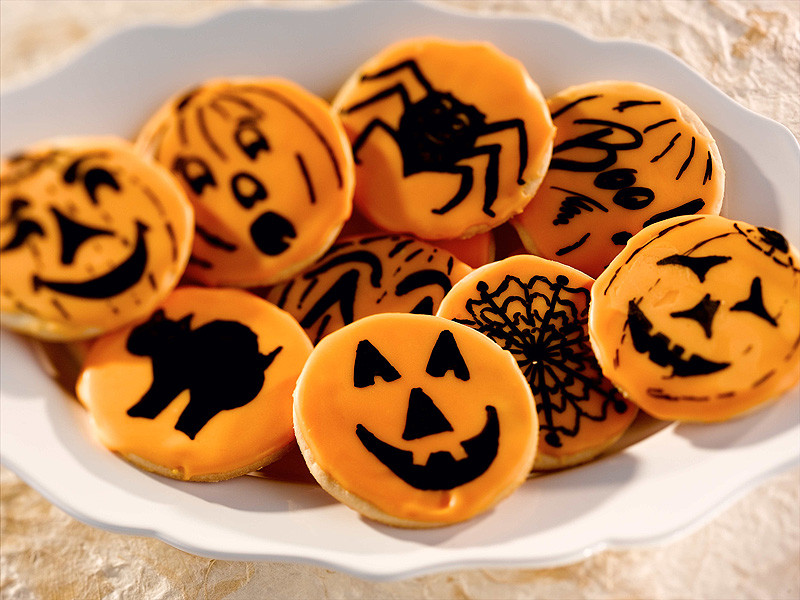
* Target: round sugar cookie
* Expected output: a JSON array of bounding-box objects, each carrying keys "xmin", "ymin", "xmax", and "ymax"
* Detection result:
[
  {"xmin": 136, "ymin": 78, "xmax": 355, "ymax": 287},
  {"xmin": 512, "ymin": 81, "xmax": 725, "ymax": 278},
  {"xmin": 590, "ymin": 215, "xmax": 800, "ymax": 421},
  {"xmin": 77, "ymin": 286, "xmax": 313, "ymax": 481},
  {"xmin": 293, "ymin": 313, "xmax": 537, "ymax": 527},
  {"xmin": 437, "ymin": 255, "xmax": 637, "ymax": 470},
  {"xmin": 0, "ymin": 137, "xmax": 193, "ymax": 340},
  {"xmin": 265, "ymin": 234, "xmax": 472, "ymax": 344},
  {"xmin": 332, "ymin": 37, "xmax": 555, "ymax": 240}
]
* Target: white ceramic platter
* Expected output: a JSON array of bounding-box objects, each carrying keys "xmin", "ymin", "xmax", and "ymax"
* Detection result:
[{"xmin": 1, "ymin": 1, "xmax": 798, "ymax": 581}]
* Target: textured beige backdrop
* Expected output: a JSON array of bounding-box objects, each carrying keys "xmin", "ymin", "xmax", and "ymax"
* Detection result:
[{"xmin": 1, "ymin": 1, "xmax": 799, "ymax": 598}]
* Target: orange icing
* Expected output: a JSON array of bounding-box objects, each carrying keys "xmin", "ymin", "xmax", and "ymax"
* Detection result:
[
  {"xmin": 77, "ymin": 286, "xmax": 313, "ymax": 479},
  {"xmin": 590, "ymin": 215, "xmax": 800, "ymax": 421},
  {"xmin": 0, "ymin": 137, "xmax": 193, "ymax": 340},
  {"xmin": 437, "ymin": 254, "xmax": 637, "ymax": 468},
  {"xmin": 136, "ymin": 78, "xmax": 354, "ymax": 287},
  {"xmin": 513, "ymin": 81, "xmax": 725, "ymax": 278},
  {"xmin": 333, "ymin": 37, "xmax": 555, "ymax": 240},
  {"xmin": 265, "ymin": 234, "xmax": 472, "ymax": 344},
  {"xmin": 294, "ymin": 313, "xmax": 537, "ymax": 524}
]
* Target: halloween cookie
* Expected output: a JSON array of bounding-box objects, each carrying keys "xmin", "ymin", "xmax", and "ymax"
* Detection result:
[
  {"xmin": 512, "ymin": 81, "xmax": 725, "ymax": 278},
  {"xmin": 264, "ymin": 234, "xmax": 472, "ymax": 344},
  {"xmin": 294, "ymin": 313, "xmax": 538, "ymax": 527},
  {"xmin": 333, "ymin": 37, "xmax": 555, "ymax": 240},
  {"xmin": 590, "ymin": 214, "xmax": 800, "ymax": 421},
  {"xmin": 437, "ymin": 255, "xmax": 637, "ymax": 469},
  {"xmin": 136, "ymin": 77, "xmax": 355, "ymax": 287},
  {"xmin": 77, "ymin": 286, "xmax": 313, "ymax": 481},
  {"xmin": 0, "ymin": 137, "xmax": 193, "ymax": 340}
]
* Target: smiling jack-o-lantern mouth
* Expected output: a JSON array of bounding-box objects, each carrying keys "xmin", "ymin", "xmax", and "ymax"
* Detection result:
[
  {"xmin": 32, "ymin": 220, "xmax": 150, "ymax": 299},
  {"xmin": 626, "ymin": 300, "xmax": 731, "ymax": 378},
  {"xmin": 356, "ymin": 404, "xmax": 499, "ymax": 491}
]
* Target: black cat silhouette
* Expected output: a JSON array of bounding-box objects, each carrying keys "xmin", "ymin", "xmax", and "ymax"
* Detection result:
[{"xmin": 125, "ymin": 309, "xmax": 282, "ymax": 439}]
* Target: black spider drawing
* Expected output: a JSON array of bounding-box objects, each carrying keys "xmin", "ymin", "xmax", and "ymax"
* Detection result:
[{"xmin": 341, "ymin": 60, "xmax": 529, "ymax": 218}]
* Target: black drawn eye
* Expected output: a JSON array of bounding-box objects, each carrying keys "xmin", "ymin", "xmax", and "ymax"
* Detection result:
[
  {"xmin": 731, "ymin": 277, "xmax": 777, "ymax": 327},
  {"xmin": 231, "ymin": 172, "xmax": 268, "ymax": 209},
  {"xmin": 354, "ymin": 339, "xmax": 401, "ymax": 388},
  {"xmin": 594, "ymin": 168, "xmax": 637, "ymax": 190},
  {"xmin": 173, "ymin": 156, "xmax": 217, "ymax": 195},
  {"xmin": 234, "ymin": 119, "xmax": 270, "ymax": 160},
  {"xmin": 757, "ymin": 227, "xmax": 789, "ymax": 254},
  {"xmin": 63, "ymin": 157, "xmax": 120, "ymax": 204},
  {"xmin": 656, "ymin": 254, "xmax": 732, "ymax": 282},
  {"xmin": 426, "ymin": 329, "xmax": 470, "ymax": 380},
  {"xmin": 670, "ymin": 293, "xmax": 720, "ymax": 338},
  {"xmin": 0, "ymin": 198, "xmax": 45, "ymax": 252}
]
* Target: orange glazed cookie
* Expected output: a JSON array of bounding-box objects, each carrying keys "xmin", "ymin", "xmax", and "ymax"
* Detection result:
[
  {"xmin": 513, "ymin": 81, "xmax": 725, "ymax": 278},
  {"xmin": 0, "ymin": 137, "xmax": 193, "ymax": 340},
  {"xmin": 265, "ymin": 234, "xmax": 472, "ymax": 344},
  {"xmin": 294, "ymin": 313, "xmax": 537, "ymax": 527},
  {"xmin": 590, "ymin": 215, "xmax": 800, "ymax": 421},
  {"xmin": 136, "ymin": 78, "xmax": 354, "ymax": 287},
  {"xmin": 333, "ymin": 38, "xmax": 555, "ymax": 240},
  {"xmin": 77, "ymin": 287, "xmax": 313, "ymax": 481},
  {"xmin": 437, "ymin": 255, "xmax": 637, "ymax": 469}
]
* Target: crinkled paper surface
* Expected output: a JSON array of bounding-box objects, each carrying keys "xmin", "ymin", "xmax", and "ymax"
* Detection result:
[{"xmin": 1, "ymin": 1, "xmax": 798, "ymax": 598}]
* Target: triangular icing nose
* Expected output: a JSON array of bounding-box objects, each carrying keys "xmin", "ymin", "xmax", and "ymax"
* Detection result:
[{"xmin": 402, "ymin": 387, "xmax": 454, "ymax": 440}]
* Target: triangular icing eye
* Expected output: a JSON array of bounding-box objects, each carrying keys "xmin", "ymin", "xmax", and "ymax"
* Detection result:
[
  {"xmin": 731, "ymin": 277, "xmax": 777, "ymax": 326},
  {"xmin": 426, "ymin": 330, "xmax": 470, "ymax": 380},
  {"xmin": 656, "ymin": 254, "xmax": 731, "ymax": 282},
  {"xmin": 353, "ymin": 339, "xmax": 401, "ymax": 388}
]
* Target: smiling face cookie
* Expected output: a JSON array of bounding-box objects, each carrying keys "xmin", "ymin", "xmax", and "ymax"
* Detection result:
[
  {"xmin": 0, "ymin": 137, "xmax": 193, "ymax": 340},
  {"xmin": 590, "ymin": 215, "xmax": 800, "ymax": 421},
  {"xmin": 293, "ymin": 313, "xmax": 537, "ymax": 527},
  {"xmin": 136, "ymin": 78, "xmax": 354, "ymax": 287},
  {"xmin": 513, "ymin": 81, "xmax": 725, "ymax": 277},
  {"xmin": 333, "ymin": 37, "xmax": 555, "ymax": 240}
]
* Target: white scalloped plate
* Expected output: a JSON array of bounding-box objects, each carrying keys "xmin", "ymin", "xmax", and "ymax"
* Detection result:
[{"xmin": 1, "ymin": 1, "xmax": 799, "ymax": 581}]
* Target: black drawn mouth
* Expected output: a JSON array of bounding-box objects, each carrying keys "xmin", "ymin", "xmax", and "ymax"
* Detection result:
[
  {"xmin": 355, "ymin": 405, "xmax": 499, "ymax": 491},
  {"xmin": 32, "ymin": 221, "xmax": 149, "ymax": 299},
  {"xmin": 626, "ymin": 300, "xmax": 730, "ymax": 377}
]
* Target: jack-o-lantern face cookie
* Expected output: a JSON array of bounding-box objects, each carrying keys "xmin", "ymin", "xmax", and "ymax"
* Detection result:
[
  {"xmin": 136, "ymin": 78, "xmax": 355, "ymax": 287},
  {"xmin": 294, "ymin": 313, "xmax": 537, "ymax": 527},
  {"xmin": 265, "ymin": 234, "xmax": 472, "ymax": 343},
  {"xmin": 590, "ymin": 215, "xmax": 800, "ymax": 421},
  {"xmin": 513, "ymin": 81, "xmax": 725, "ymax": 278},
  {"xmin": 333, "ymin": 38, "xmax": 555, "ymax": 240},
  {"xmin": 437, "ymin": 255, "xmax": 637, "ymax": 470},
  {"xmin": 0, "ymin": 137, "xmax": 193, "ymax": 340},
  {"xmin": 77, "ymin": 287, "xmax": 313, "ymax": 481}
]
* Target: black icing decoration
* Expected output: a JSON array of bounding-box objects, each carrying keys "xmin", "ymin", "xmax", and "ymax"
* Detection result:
[
  {"xmin": 656, "ymin": 254, "xmax": 732, "ymax": 282},
  {"xmin": 173, "ymin": 156, "xmax": 217, "ymax": 196},
  {"xmin": 402, "ymin": 387, "xmax": 454, "ymax": 440},
  {"xmin": 230, "ymin": 172, "xmax": 268, "ymax": 209},
  {"xmin": 356, "ymin": 405, "xmax": 499, "ymax": 490},
  {"xmin": 670, "ymin": 293, "xmax": 720, "ymax": 338},
  {"xmin": 249, "ymin": 211, "xmax": 296, "ymax": 256},
  {"xmin": 126, "ymin": 310, "xmax": 281, "ymax": 440},
  {"xmin": 51, "ymin": 207, "xmax": 113, "ymax": 265},
  {"xmin": 425, "ymin": 330, "xmax": 470, "ymax": 381},
  {"xmin": 343, "ymin": 59, "xmax": 528, "ymax": 218},
  {"xmin": 354, "ymin": 339, "xmax": 401, "ymax": 388},
  {"xmin": 731, "ymin": 277, "xmax": 777, "ymax": 326}
]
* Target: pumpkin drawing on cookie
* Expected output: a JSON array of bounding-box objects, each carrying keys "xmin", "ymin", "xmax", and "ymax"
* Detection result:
[
  {"xmin": 590, "ymin": 214, "xmax": 800, "ymax": 421},
  {"xmin": 0, "ymin": 137, "xmax": 193, "ymax": 340},
  {"xmin": 293, "ymin": 313, "xmax": 537, "ymax": 527},
  {"xmin": 136, "ymin": 78, "xmax": 354, "ymax": 287}
]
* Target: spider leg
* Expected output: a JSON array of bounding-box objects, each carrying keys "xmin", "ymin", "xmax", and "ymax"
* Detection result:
[
  {"xmin": 342, "ymin": 83, "xmax": 411, "ymax": 114},
  {"xmin": 351, "ymin": 119, "xmax": 401, "ymax": 165},
  {"xmin": 359, "ymin": 59, "xmax": 435, "ymax": 94},
  {"xmin": 430, "ymin": 165, "xmax": 474, "ymax": 215},
  {"xmin": 480, "ymin": 118, "xmax": 528, "ymax": 184},
  {"xmin": 457, "ymin": 143, "xmax": 502, "ymax": 218}
]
